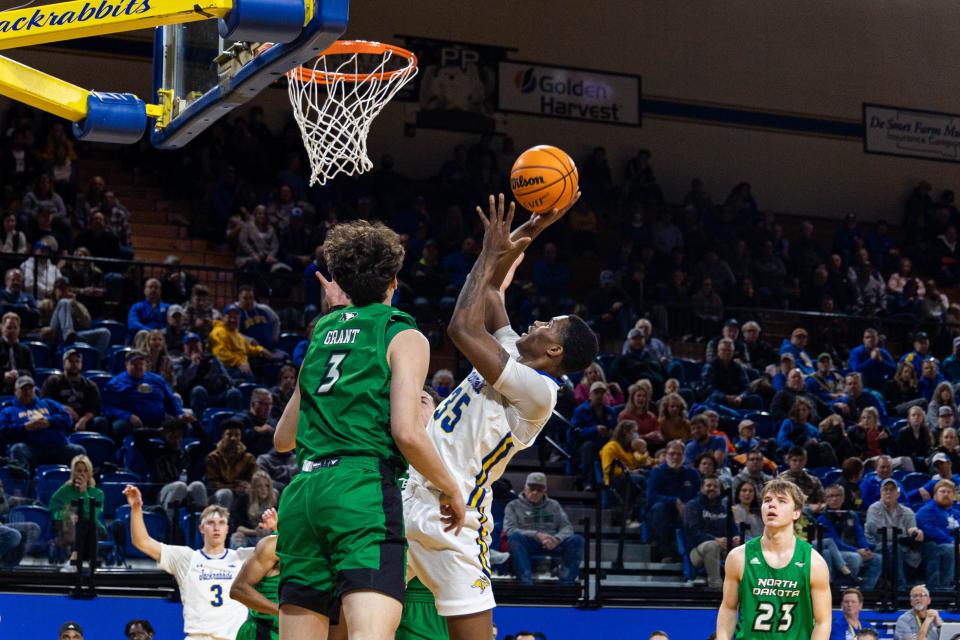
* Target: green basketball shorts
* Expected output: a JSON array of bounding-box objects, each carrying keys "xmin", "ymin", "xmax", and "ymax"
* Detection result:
[
  {"xmin": 277, "ymin": 456, "xmax": 405, "ymax": 623},
  {"xmin": 396, "ymin": 577, "xmax": 449, "ymax": 640},
  {"xmin": 235, "ymin": 616, "xmax": 279, "ymax": 640}
]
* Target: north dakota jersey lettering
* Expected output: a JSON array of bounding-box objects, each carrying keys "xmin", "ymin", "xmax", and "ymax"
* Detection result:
[
  {"xmin": 296, "ymin": 304, "xmax": 417, "ymax": 467},
  {"xmin": 736, "ymin": 536, "xmax": 814, "ymax": 639}
]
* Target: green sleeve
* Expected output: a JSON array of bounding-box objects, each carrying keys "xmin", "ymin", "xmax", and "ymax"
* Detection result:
[
  {"xmin": 48, "ymin": 484, "xmax": 73, "ymax": 521},
  {"xmin": 384, "ymin": 315, "xmax": 418, "ymax": 347}
]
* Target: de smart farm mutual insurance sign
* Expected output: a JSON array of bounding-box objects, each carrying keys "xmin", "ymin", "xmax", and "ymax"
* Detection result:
[
  {"xmin": 498, "ymin": 60, "xmax": 640, "ymax": 126},
  {"xmin": 864, "ymin": 103, "xmax": 960, "ymax": 163}
]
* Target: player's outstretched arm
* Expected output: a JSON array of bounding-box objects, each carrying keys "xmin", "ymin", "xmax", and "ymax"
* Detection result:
[
  {"xmin": 121, "ymin": 485, "xmax": 161, "ymax": 562},
  {"xmin": 230, "ymin": 535, "xmax": 280, "ymax": 616},
  {"xmin": 715, "ymin": 545, "xmax": 744, "ymax": 640},
  {"xmin": 274, "ymin": 385, "xmax": 300, "ymax": 452},
  {"xmin": 450, "ymin": 194, "xmax": 531, "ymax": 384},
  {"xmin": 809, "ymin": 549, "xmax": 833, "ymax": 640},
  {"xmin": 388, "ymin": 328, "xmax": 465, "ymax": 535}
]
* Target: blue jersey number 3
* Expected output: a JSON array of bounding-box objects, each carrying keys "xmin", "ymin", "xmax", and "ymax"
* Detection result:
[{"xmin": 210, "ymin": 584, "xmax": 223, "ymax": 607}]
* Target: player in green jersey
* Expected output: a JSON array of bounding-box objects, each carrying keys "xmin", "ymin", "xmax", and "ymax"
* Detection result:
[
  {"xmin": 231, "ymin": 509, "xmax": 280, "ymax": 640},
  {"xmin": 716, "ymin": 478, "xmax": 832, "ymax": 640},
  {"xmin": 273, "ymin": 220, "xmax": 465, "ymax": 640}
]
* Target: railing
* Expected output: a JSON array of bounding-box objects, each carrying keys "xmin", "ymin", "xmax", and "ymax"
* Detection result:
[{"xmin": 0, "ymin": 251, "xmax": 240, "ymax": 321}]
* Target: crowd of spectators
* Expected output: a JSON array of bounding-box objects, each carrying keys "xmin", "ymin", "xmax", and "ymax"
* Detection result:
[{"xmin": 6, "ymin": 100, "xmax": 960, "ymax": 600}]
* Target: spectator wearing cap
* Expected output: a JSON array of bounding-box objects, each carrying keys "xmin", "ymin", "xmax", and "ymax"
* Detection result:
[
  {"xmin": 912, "ymin": 453, "xmax": 960, "ymax": 503},
  {"xmin": 41, "ymin": 348, "xmax": 109, "ymax": 435},
  {"xmin": 236, "ymin": 285, "xmax": 281, "ymax": 351},
  {"xmin": 805, "ymin": 353, "xmax": 847, "ymax": 407},
  {"xmin": 504, "ymin": 472, "xmax": 584, "ymax": 586},
  {"xmin": 900, "ymin": 332, "xmax": 932, "ymax": 376},
  {"xmin": 0, "ymin": 311, "xmax": 34, "ymax": 395},
  {"xmin": 205, "ymin": 418, "xmax": 257, "ymax": 509},
  {"xmin": 859, "ymin": 455, "xmax": 906, "ymax": 508},
  {"xmin": 704, "ymin": 319, "xmax": 746, "ymax": 364},
  {"xmin": 772, "ymin": 352, "xmax": 795, "ymax": 392},
  {"xmin": 177, "ymin": 331, "xmax": 242, "ymax": 418},
  {"xmin": 102, "ymin": 350, "xmax": 186, "ymax": 441},
  {"xmin": 587, "ymin": 269, "xmax": 633, "ymax": 344},
  {"xmin": 164, "ymin": 304, "xmax": 187, "ymax": 357},
  {"xmin": 0, "ymin": 375, "xmax": 84, "ymax": 470},
  {"xmin": 128, "ymin": 278, "xmax": 169, "ymax": 333},
  {"xmin": 646, "ymin": 439, "xmax": 700, "ymax": 561},
  {"xmin": 848, "ymin": 328, "xmax": 897, "ymax": 391},
  {"xmin": 58, "ymin": 621, "xmax": 84, "ymax": 640},
  {"xmin": 778, "ymin": 327, "xmax": 814, "ymax": 374},
  {"xmin": 916, "ymin": 479, "xmax": 960, "ymax": 589},
  {"xmin": 609, "ymin": 328, "xmax": 665, "ymax": 394},
  {"xmin": 19, "ymin": 237, "xmax": 64, "ymax": 300},
  {"xmin": 570, "ymin": 380, "xmax": 617, "ymax": 491},
  {"xmin": 160, "ymin": 255, "xmax": 198, "ymax": 304},
  {"xmin": 209, "ymin": 304, "xmax": 273, "ymax": 381},
  {"xmin": 700, "ymin": 337, "xmax": 762, "ymax": 412},
  {"xmin": 865, "ymin": 478, "xmax": 920, "ymax": 590}
]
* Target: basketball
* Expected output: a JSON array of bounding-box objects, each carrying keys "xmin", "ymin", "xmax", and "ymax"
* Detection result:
[{"xmin": 510, "ymin": 145, "xmax": 579, "ymax": 214}]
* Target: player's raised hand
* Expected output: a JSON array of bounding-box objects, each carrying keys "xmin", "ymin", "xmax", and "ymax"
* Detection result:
[
  {"xmin": 122, "ymin": 484, "xmax": 143, "ymax": 509},
  {"xmin": 439, "ymin": 490, "xmax": 466, "ymax": 536},
  {"xmin": 476, "ymin": 194, "xmax": 532, "ymax": 263},
  {"xmin": 316, "ymin": 272, "xmax": 351, "ymax": 313},
  {"xmin": 526, "ymin": 190, "xmax": 581, "ymax": 236},
  {"xmin": 260, "ymin": 507, "xmax": 278, "ymax": 532}
]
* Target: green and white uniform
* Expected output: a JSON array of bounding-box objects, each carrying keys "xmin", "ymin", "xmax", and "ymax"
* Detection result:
[
  {"xmin": 235, "ymin": 572, "xmax": 280, "ymax": 640},
  {"xmin": 277, "ymin": 304, "xmax": 417, "ymax": 622},
  {"xmin": 736, "ymin": 536, "xmax": 814, "ymax": 639}
]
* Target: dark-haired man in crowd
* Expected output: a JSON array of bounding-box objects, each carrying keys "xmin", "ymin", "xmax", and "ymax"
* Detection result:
[
  {"xmin": 41, "ymin": 347, "xmax": 109, "ymax": 434},
  {"xmin": 0, "ymin": 311, "xmax": 34, "ymax": 395},
  {"xmin": 610, "ymin": 328, "xmax": 664, "ymax": 393}
]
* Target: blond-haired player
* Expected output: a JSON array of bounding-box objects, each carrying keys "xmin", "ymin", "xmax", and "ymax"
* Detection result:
[
  {"xmin": 716, "ymin": 478, "xmax": 832, "ymax": 640},
  {"xmin": 123, "ymin": 485, "xmax": 254, "ymax": 640}
]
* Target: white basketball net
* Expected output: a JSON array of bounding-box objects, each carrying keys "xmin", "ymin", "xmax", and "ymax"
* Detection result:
[{"xmin": 287, "ymin": 45, "xmax": 417, "ymax": 186}]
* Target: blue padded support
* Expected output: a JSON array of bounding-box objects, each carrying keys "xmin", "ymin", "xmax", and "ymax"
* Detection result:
[
  {"xmin": 73, "ymin": 92, "xmax": 146, "ymax": 144},
  {"xmin": 219, "ymin": 0, "xmax": 305, "ymax": 43}
]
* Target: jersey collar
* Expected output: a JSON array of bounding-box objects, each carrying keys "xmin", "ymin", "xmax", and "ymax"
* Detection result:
[
  {"xmin": 200, "ymin": 549, "xmax": 229, "ymax": 560},
  {"xmin": 535, "ymin": 369, "xmax": 564, "ymax": 387}
]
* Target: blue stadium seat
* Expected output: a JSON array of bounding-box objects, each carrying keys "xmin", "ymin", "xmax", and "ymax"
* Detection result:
[
  {"xmin": 33, "ymin": 465, "xmax": 70, "ymax": 505},
  {"xmin": 179, "ymin": 509, "xmax": 204, "ymax": 550},
  {"xmin": 678, "ymin": 359, "xmax": 703, "ymax": 384},
  {"xmin": 278, "ymin": 332, "xmax": 303, "ymax": 356},
  {"xmin": 67, "ymin": 432, "xmax": 116, "ymax": 469},
  {"xmin": 205, "ymin": 410, "xmax": 238, "ymax": 443},
  {"xmin": 108, "ymin": 347, "xmax": 134, "ymax": 374},
  {"xmin": 745, "ymin": 412, "xmax": 776, "ymax": 440},
  {"xmin": 595, "ymin": 352, "xmax": 617, "ymax": 378},
  {"xmin": 82, "ymin": 369, "xmax": 110, "ymax": 379},
  {"xmin": 892, "ymin": 468, "xmax": 909, "ymax": 481},
  {"xmin": 32, "ymin": 368, "xmax": 61, "ymax": 387},
  {"xmin": 116, "ymin": 504, "xmax": 168, "ymax": 558},
  {"xmin": 25, "ymin": 341, "xmax": 51, "ymax": 368},
  {"xmin": 92, "ymin": 319, "xmax": 127, "ymax": 347},
  {"xmin": 58, "ymin": 342, "xmax": 100, "ymax": 371},
  {"xmin": 100, "ymin": 481, "xmax": 133, "ymax": 518},
  {"xmin": 809, "ymin": 467, "xmax": 834, "ymax": 479},
  {"xmin": 821, "ymin": 469, "xmax": 843, "ymax": 487},
  {"xmin": 238, "ymin": 382, "xmax": 259, "ymax": 407},
  {"xmin": 7, "ymin": 505, "xmax": 52, "ymax": 554},
  {"xmin": 87, "ymin": 372, "xmax": 113, "ymax": 394},
  {"xmin": 901, "ymin": 472, "xmax": 930, "ymax": 494},
  {"xmin": 117, "ymin": 436, "xmax": 151, "ymax": 479},
  {"xmin": 0, "ymin": 395, "xmax": 13, "ymax": 407},
  {"xmin": 0, "ymin": 465, "xmax": 31, "ymax": 498}
]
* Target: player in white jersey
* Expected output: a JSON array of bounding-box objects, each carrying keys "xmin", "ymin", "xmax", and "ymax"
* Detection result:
[
  {"xmin": 403, "ymin": 194, "xmax": 599, "ymax": 640},
  {"xmin": 123, "ymin": 485, "xmax": 255, "ymax": 640}
]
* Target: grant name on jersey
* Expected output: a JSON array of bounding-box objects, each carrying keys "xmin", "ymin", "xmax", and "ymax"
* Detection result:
[
  {"xmin": 323, "ymin": 328, "xmax": 361, "ymax": 345},
  {"xmin": 752, "ymin": 578, "xmax": 800, "ymax": 598}
]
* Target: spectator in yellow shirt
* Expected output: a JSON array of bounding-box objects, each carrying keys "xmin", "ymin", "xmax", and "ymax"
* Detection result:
[
  {"xmin": 600, "ymin": 420, "xmax": 652, "ymax": 529},
  {"xmin": 208, "ymin": 304, "xmax": 274, "ymax": 381}
]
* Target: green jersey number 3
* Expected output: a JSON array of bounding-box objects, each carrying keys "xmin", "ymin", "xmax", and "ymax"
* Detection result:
[
  {"xmin": 752, "ymin": 602, "xmax": 795, "ymax": 632},
  {"xmin": 315, "ymin": 352, "xmax": 349, "ymax": 395}
]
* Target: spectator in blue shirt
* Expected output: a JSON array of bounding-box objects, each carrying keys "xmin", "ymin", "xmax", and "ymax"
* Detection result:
[
  {"xmin": 684, "ymin": 414, "xmax": 728, "ymax": 467},
  {"xmin": 102, "ymin": 350, "xmax": 185, "ymax": 441},
  {"xmin": 818, "ymin": 484, "xmax": 882, "ymax": 590},
  {"xmin": 682, "ymin": 475, "xmax": 733, "ymax": 588},
  {"xmin": 943, "ymin": 337, "xmax": 960, "ymax": 384},
  {"xmin": 778, "ymin": 327, "xmax": 814, "ymax": 374},
  {"xmin": 236, "ymin": 285, "xmax": 281, "ymax": 350},
  {"xmin": 0, "ymin": 376, "xmax": 85, "ymax": 470},
  {"xmin": 570, "ymin": 381, "xmax": 617, "ymax": 491},
  {"xmin": 772, "ymin": 353, "xmax": 795, "ymax": 392},
  {"xmin": 127, "ymin": 278, "xmax": 169, "ymax": 333},
  {"xmin": 0, "ymin": 268, "xmax": 38, "ymax": 312},
  {"xmin": 859, "ymin": 455, "xmax": 906, "ymax": 508},
  {"xmin": 848, "ymin": 328, "xmax": 896, "ymax": 391},
  {"xmin": 912, "ymin": 453, "xmax": 960, "ymax": 504},
  {"xmin": 916, "ymin": 479, "xmax": 960, "ymax": 589},
  {"xmin": 844, "ymin": 373, "xmax": 885, "ymax": 423},
  {"xmin": 900, "ymin": 332, "xmax": 932, "ymax": 376},
  {"xmin": 646, "ymin": 439, "xmax": 700, "ymax": 562},
  {"xmin": 776, "ymin": 397, "xmax": 837, "ymax": 467},
  {"xmin": 805, "ymin": 353, "xmax": 846, "ymax": 407},
  {"xmin": 919, "ymin": 359, "xmax": 945, "ymax": 402}
]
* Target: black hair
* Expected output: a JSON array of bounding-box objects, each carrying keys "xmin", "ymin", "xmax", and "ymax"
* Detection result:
[
  {"xmin": 221, "ymin": 418, "xmax": 244, "ymax": 433},
  {"xmin": 787, "ymin": 445, "xmax": 807, "ymax": 460},
  {"xmin": 124, "ymin": 619, "xmax": 155, "ymax": 635},
  {"xmin": 560, "ymin": 315, "xmax": 598, "ymax": 374}
]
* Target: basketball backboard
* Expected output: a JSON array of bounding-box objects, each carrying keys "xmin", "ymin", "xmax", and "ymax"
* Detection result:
[{"xmin": 151, "ymin": 0, "xmax": 348, "ymax": 149}]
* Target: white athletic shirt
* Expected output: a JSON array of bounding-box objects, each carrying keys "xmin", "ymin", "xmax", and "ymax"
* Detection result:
[
  {"xmin": 409, "ymin": 326, "xmax": 559, "ymax": 511},
  {"xmin": 159, "ymin": 544, "xmax": 255, "ymax": 640}
]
